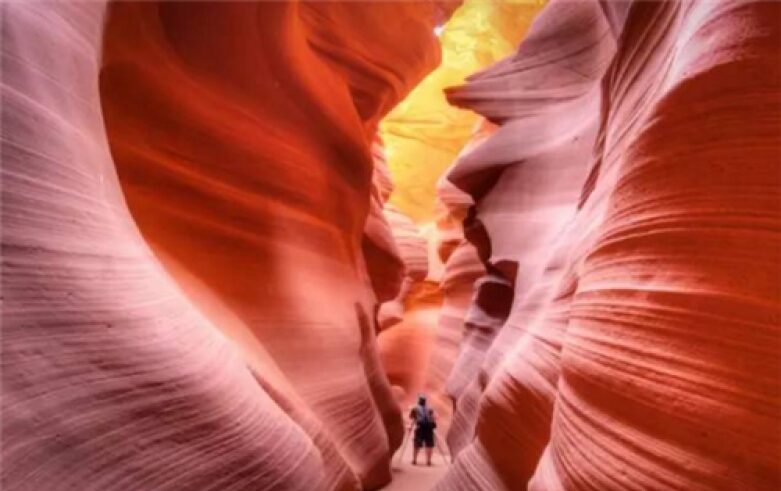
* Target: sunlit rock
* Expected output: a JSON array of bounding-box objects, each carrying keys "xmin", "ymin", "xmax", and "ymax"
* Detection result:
[
  {"xmin": 435, "ymin": 1, "xmax": 781, "ymax": 490},
  {"xmin": 2, "ymin": 2, "xmax": 453, "ymax": 490}
]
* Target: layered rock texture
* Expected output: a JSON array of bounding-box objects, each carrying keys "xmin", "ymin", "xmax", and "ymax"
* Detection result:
[
  {"xmin": 380, "ymin": 0, "xmax": 545, "ymax": 225},
  {"xmin": 3, "ymin": 1, "xmax": 780, "ymax": 491},
  {"xmin": 434, "ymin": 0, "xmax": 781, "ymax": 490},
  {"xmin": 2, "ymin": 2, "xmax": 453, "ymax": 490}
]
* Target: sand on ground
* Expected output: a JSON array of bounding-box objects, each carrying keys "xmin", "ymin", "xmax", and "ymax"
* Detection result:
[{"xmin": 382, "ymin": 428, "xmax": 451, "ymax": 491}]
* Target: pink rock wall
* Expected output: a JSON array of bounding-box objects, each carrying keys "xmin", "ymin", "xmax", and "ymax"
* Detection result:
[
  {"xmin": 373, "ymin": 142, "xmax": 438, "ymax": 409},
  {"xmin": 364, "ymin": 139, "xmax": 406, "ymax": 306},
  {"xmin": 99, "ymin": 3, "xmax": 455, "ymax": 487},
  {"xmin": 3, "ymin": 1, "xmax": 779, "ymax": 490},
  {"xmin": 377, "ymin": 204, "xmax": 430, "ymax": 332},
  {"xmin": 435, "ymin": 0, "xmax": 781, "ymax": 490},
  {"xmin": 2, "ymin": 4, "xmax": 328, "ymax": 490},
  {"xmin": 1, "ymin": 2, "xmax": 456, "ymax": 490},
  {"xmin": 419, "ymin": 123, "xmax": 498, "ymax": 439},
  {"xmin": 439, "ymin": 0, "xmax": 616, "ymax": 478},
  {"xmin": 378, "ymin": 280, "xmax": 443, "ymax": 409},
  {"xmin": 426, "ymin": 239, "xmax": 484, "ymax": 440}
]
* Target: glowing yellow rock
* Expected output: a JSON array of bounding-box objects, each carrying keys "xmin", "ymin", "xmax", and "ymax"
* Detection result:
[{"xmin": 380, "ymin": 0, "xmax": 545, "ymax": 224}]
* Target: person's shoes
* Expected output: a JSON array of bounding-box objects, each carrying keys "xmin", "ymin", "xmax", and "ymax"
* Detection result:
[
  {"xmin": 427, "ymin": 462, "xmax": 432, "ymax": 466},
  {"xmin": 411, "ymin": 461, "xmax": 417, "ymax": 466}
]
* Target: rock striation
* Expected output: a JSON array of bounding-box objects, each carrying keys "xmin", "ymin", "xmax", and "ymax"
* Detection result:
[
  {"xmin": 435, "ymin": 0, "xmax": 781, "ymax": 490},
  {"xmin": 3, "ymin": 1, "xmax": 780, "ymax": 490},
  {"xmin": 1, "ymin": 2, "xmax": 455, "ymax": 490}
]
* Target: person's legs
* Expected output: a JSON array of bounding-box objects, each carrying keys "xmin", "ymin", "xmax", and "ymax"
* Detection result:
[
  {"xmin": 412, "ymin": 444, "xmax": 420, "ymax": 465},
  {"xmin": 425, "ymin": 433, "xmax": 435, "ymax": 465}
]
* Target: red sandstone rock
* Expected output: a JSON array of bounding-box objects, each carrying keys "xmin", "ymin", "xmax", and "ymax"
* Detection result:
[
  {"xmin": 1, "ymin": 2, "xmax": 455, "ymax": 490},
  {"xmin": 364, "ymin": 140, "xmax": 406, "ymax": 305},
  {"xmin": 421, "ymin": 174, "xmax": 484, "ymax": 439},
  {"xmin": 377, "ymin": 205, "xmax": 430, "ymax": 331},
  {"xmin": 4, "ymin": 1, "xmax": 780, "ymax": 490},
  {"xmin": 436, "ymin": 1, "xmax": 781, "ymax": 490},
  {"xmin": 531, "ymin": 3, "xmax": 781, "ymax": 488},
  {"xmin": 373, "ymin": 153, "xmax": 439, "ymax": 408},
  {"xmin": 1, "ymin": 4, "xmax": 329, "ymax": 490},
  {"xmin": 378, "ymin": 280, "xmax": 443, "ymax": 408},
  {"xmin": 436, "ymin": 1, "xmax": 615, "ymax": 482}
]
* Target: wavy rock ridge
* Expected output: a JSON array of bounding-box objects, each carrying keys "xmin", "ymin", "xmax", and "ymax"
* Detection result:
[
  {"xmin": 2, "ymin": 2, "xmax": 454, "ymax": 490},
  {"xmin": 3, "ymin": 1, "xmax": 780, "ymax": 490},
  {"xmin": 435, "ymin": 1, "xmax": 781, "ymax": 490}
]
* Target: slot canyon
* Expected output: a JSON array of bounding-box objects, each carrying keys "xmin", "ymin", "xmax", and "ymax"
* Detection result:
[{"xmin": 2, "ymin": 0, "xmax": 780, "ymax": 490}]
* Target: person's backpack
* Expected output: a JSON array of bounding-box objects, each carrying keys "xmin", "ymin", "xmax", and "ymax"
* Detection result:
[{"xmin": 415, "ymin": 406, "xmax": 435, "ymax": 429}]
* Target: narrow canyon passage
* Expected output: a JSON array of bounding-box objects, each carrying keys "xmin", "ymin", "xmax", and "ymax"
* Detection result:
[{"xmin": 2, "ymin": 1, "xmax": 780, "ymax": 491}]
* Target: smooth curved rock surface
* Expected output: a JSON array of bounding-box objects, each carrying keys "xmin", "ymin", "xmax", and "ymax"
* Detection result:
[
  {"xmin": 378, "ymin": 279, "xmax": 444, "ymax": 409},
  {"xmin": 435, "ymin": 0, "xmax": 781, "ymax": 490},
  {"xmin": 422, "ymin": 165, "xmax": 485, "ymax": 440},
  {"xmin": 4, "ymin": 1, "xmax": 780, "ymax": 490},
  {"xmin": 377, "ymin": 204, "xmax": 429, "ymax": 332},
  {"xmin": 380, "ymin": 0, "xmax": 544, "ymax": 225},
  {"xmin": 1, "ymin": 4, "xmax": 328, "ymax": 491},
  {"xmin": 100, "ymin": 2, "xmax": 455, "ymax": 487},
  {"xmin": 438, "ymin": 0, "xmax": 614, "ymax": 479},
  {"xmin": 2, "ymin": 2, "xmax": 454, "ymax": 490},
  {"xmin": 365, "ymin": 139, "xmax": 406, "ymax": 305},
  {"xmin": 532, "ymin": 2, "xmax": 780, "ymax": 489}
]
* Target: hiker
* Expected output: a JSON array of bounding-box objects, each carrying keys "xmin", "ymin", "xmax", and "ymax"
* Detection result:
[{"xmin": 409, "ymin": 394, "xmax": 437, "ymax": 466}]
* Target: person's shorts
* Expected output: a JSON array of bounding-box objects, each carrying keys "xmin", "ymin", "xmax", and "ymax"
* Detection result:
[{"xmin": 414, "ymin": 429, "xmax": 435, "ymax": 448}]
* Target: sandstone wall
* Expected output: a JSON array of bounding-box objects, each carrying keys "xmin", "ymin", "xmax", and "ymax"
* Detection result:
[
  {"xmin": 435, "ymin": 1, "xmax": 781, "ymax": 489},
  {"xmin": 1, "ymin": 2, "xmax": 454, "ymax": 490}
]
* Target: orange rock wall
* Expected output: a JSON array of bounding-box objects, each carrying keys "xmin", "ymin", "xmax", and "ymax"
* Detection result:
[
  {"xmin": 435, "ymin": 1, "xmax": 781, "ymax": 490},
  {"xmin": 4, "ymin": 1, "xmax": 780, "ymax": 490},
  {"xmin": 2, "ymin": 2, "xmax": 455, "ymax": 490}
]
